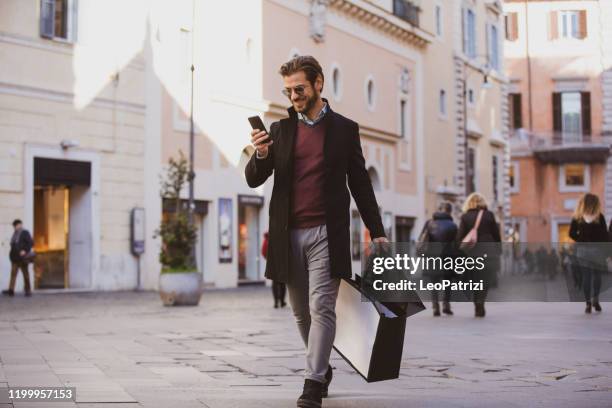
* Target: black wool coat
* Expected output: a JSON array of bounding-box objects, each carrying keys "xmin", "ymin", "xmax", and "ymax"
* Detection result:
[{"xmin": 245, "ymin": 101, "xmax": 385, "ymax": 283}]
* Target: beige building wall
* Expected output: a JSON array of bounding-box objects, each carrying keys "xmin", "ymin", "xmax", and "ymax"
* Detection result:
[{"xmin": 0, "ymin": 0, "xmax": 155, "ymax": 291}]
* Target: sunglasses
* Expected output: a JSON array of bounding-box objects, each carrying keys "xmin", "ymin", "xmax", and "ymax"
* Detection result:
[{"xmin": 281, "ymin": 84, "xmax": 309, "ymax": 99}]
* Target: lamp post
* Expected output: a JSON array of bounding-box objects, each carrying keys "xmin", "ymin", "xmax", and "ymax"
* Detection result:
[{"xmin": 187, "ymin": 0, "xmax": 196, "ymax": 266}]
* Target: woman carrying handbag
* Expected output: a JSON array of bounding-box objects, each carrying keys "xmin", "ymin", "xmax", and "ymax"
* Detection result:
[{"xmin": 457, "ymin": 193, "xmax": 501, "ymax": 317}]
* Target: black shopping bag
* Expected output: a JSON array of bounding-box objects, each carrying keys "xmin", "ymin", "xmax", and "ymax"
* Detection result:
[{"xmin": 333, "ymin": 275, "xmax": 425, "ymax": 382}]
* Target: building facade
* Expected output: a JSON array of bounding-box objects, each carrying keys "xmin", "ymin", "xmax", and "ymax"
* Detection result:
[
  {"xmin": 504, "ymin": 0, "xmax": 612, "ymax": 243},
  {"xmin": 1, "ymin": 0, "xmax": 510, "ymax": 292},
  {"xmin": 0, "ymin": 0, "xmax": 158, "ymax": 291},
  {"xmin": 152, "ymin": 0, "xmax": 432, "ymax": 287},
  {"xmin": 423, "ymin": 0, "xmax": 510, "ymax": 234}
]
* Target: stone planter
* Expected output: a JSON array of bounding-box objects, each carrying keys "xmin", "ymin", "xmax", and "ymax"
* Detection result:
[{"xmin": 159, "ymin": 271, "xmax": 202, "ymax": 306}]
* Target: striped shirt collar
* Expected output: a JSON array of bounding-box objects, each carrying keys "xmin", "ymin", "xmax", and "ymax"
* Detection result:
[{"xmin": 298, "ymin": 102, "xmax": 328, "ymax": 126}]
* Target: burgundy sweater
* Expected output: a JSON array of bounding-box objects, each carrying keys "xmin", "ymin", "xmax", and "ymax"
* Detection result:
[{"xmin": 291, "ymin": 121, "xmax": 326, "ymax": 228}]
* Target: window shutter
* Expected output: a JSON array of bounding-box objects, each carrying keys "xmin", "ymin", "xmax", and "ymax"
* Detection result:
[
  {"xmin": 549, "ymin": 11, "xmax": 558, "ymax": 40},
  {"xmin": 40, "ymin": 0, "xmax": 55, "ymax": 39},
  {"xmin": 513, "ymin": 94, "xmax": 523, "ymax": 129},
  {"xmin": 552, "ymin": 92, "xmax": 562, "ymax": 134},
  {"xmin": 511, "ymin": 12, "xmax": 518, "ymax": 41},
  {"xmin": 462, "ymin": 8, "xmax": 467, "ymax": 53},
  {"xmin": 578, "ymin": 10, "xmax": 587, "ymax": 39},
  {"xmin": 581, "ymin": 92, "xmax": 591, "ymax": 137}
]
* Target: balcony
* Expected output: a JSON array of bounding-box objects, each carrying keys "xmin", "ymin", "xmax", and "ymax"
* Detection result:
[
  {"xmin": 510, "ymin": 129, "xmax": 611, "ymax": 164},
  {"xmin": 392, "ymin": 0, "xmax": 420, "ymax": 27}
]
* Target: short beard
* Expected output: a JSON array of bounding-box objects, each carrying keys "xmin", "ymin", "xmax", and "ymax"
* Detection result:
[{"xmin": 294, "ymin": 89, "xmax": 319, "ymax": 113}]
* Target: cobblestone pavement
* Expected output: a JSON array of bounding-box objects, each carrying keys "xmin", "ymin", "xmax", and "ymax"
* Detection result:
[{"xmin": 0, "ymin": 287, "xmax": 611, "ymax": 407}]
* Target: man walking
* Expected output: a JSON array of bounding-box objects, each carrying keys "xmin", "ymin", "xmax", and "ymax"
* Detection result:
[
  {"xmin": 245, "ymin": 55, "xmax": 387, "ymax": 408},
  {"xmin": 3, "ymin": 219, "xmax": 33, "ymax": 297},
  {"xmin": 418, "ymin": 202, "xmax": 458, "ymax": 316}
]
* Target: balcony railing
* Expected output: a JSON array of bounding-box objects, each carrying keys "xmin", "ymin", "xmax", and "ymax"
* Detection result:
[
  {"xmin": 510, "ymin": 129, "xmax": 611, "ymax": 163},
  {"xmin": 392, "ymin": 0, "xmax": 420, "ymax": 27}
]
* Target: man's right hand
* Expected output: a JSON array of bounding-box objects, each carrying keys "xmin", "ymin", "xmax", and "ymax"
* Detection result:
[{"xmin": 250, "ymin": 129, "xmax": 273, "ymax": 159}]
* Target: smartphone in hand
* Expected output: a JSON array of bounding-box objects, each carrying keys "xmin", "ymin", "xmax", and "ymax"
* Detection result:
[{"xmin": 248, "ymin": 116, "xmax": 270, "ymax": 144}]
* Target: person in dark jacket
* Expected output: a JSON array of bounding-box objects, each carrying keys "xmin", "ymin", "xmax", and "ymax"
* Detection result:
[
  {"xmin": 262, "ymin": 232, "xmax": 286, "ymax": 308},
  {"xmin": 418, "ymin": 202, "xmax": 458, "ymax": 316},
  {"xmin": 570, "ymin": 193, "xmax": 607, "ymax": 313},
  {"xmin": 245, "ymin": 56, "xmax": 387, "ymax": 408},
  {"xmin": 2, "ymin": 219, "xmax": 33, "ymax": 297},
  {"xmin": 456, "ymin": 193, "xmax": 501, "ymax": 317}
]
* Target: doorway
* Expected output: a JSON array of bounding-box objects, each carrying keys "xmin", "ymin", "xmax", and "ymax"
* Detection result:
[
  {"xmin": 395, "ymin": 216, "xmax": 415, "ymax": 243},
  {"xmin": 238, "ymin": 195, "xmax": 263, "ymax": 283},
  {"xmin": 32, "ymin": 158, "xmax": 92, "ymax": 290}
]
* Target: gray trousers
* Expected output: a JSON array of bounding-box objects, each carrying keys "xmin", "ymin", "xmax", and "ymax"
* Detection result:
[{"xmin": 287, "ymin": 225, "xmax": 340, "ymax": 383}]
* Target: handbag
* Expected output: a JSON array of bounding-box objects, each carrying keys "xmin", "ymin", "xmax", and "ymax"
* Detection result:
[
  {"xmin": 333, "ymin": 275, "xmax": 425, "ymax": 382},
  {"xmin": 23, "ymin": 249, "xmax": 36, "ymax": 263},
  {"xmin": 460, "ymin": 209, "xmax": 484, "ymax": 251}
]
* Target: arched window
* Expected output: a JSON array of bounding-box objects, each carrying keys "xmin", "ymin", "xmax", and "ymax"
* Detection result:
[
  {"xmin": 331, "ymin": 64, "xmax": 342, "ymax": 101},
  {"xmin": 365, "ymin": 76, "xmax": 376, "ymax": 111}
]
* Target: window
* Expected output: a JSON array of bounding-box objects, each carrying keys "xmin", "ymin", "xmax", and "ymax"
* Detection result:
[
  {"xmin": 435, "ymin": 5, "xmax": 442, "ymax": 37},
  {"xmin": 331, "ymin": 65, "xmax": 342, "ymax": 101},
  {"xmin": 559, "ymin": 164, "xmax": 589, "ymax": 192},
  {"xmin": 463, "ymin": 8, "xmax": 477, "ymax": 58},
  {"xmin": 466, "ymin": 147, "xmax": 476, "ymax": 195},
  {"xmin": 400, "ymin": 99, "xmax": 407, "ymax": 138},
  {"xmin": 489, "ymin": 24, "xmax": 500, "ymax": 70},
  {"xmin": 505, "ymin": 12, "xmax": 518, "ymax": 41},
  {"xmin": 351, "ymin": 210, "xmax": 361, "ymax": 260},
  {"xmin": 368, "ymin": 167, "xmax": 382, "ymax": 191},
  {"xmin": 40, "ymin": 0, "xmax": 78, "ymax": 42},
  {"xmin": 492, "ymin": 155, "xmax": 499, "ymax": 203},
  {"xmin": 365, "ymin": 76, "xmax": 376, "ymax": 111},
  {"xmin": 509, "ymin": 93, "xmax": 522, "ymax": 130},
  {"xmin": 553, "ymin": 92, "xmax": 591, "ymax": 141},
  {"xmin": 509, "ymin": 161, "xmax": 520, "ymax": 194},
  {"xmin": 393, "ymin": 0, "xmax": 420, "ymax": 27},
  {"xmin": 549, "ymin": 10, "xmax": 587, "ymax": 40},
  {"xmin": 439, "ymin": 89, "xmax": 447, "ymax": 117},
  {"xmin": 468, "ymin": 88, "xmax": 475, "ymax": 105}
]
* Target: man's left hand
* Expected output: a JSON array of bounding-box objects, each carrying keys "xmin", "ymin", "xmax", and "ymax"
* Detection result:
[
  {"xmin": 19, "ymin": 250, "xmax": 26, "ymax": 257},
  {"xmin": 373, "ymin": 237, "xmax": 389, "ymax": 243}
]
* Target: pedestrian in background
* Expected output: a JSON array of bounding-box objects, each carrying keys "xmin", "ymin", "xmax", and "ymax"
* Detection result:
[
  {"xmin": 417, "ymin": 201, "xmax": 457, "ymax": 317},
  {"xmin": 2, "ymin": 219, "xmax": 33, "ymax": 297},
  {"xmin": 569, "ymin": 193, "xmax": 606, "ymax": 314},
  {"xmin": 262, "ymin": 231, "xmax": 286, "ymax": 308},
  {"xmin": 457, "ymin": 193, "xmax": 501, "ymax": 317}
]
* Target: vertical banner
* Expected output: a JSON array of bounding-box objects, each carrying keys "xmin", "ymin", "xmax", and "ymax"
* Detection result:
[{"xmin": 218, "ymin": 198, "xmax": 233, "ymax": 263}]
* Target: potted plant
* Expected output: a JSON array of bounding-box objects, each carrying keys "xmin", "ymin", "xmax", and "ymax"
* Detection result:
[{"xmin": 156, "ymin": 151, "xmax": 202, "ymax": 306}]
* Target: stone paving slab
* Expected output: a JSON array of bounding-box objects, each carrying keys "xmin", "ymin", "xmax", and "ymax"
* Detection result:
[{"xmin": 0, "ymin": 288, "xmax": 611, "ymax": 407}]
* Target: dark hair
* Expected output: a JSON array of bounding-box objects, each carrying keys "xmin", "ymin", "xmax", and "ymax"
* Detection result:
[
  {"xmin": 12, "ymin": 219, "xmax": 22, "ymax": 227},
  {"xmin": 279, "ymin": 55, "xmax": 324, "ymax": 92},
  {"xmin": 438, "ymin": 202, "xmax": 452, "ymax": 214}
]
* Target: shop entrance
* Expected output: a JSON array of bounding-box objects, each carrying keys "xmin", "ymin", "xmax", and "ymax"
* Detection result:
[
  {"xmin": 33, "ymin": 158, "xmax": 92, "ymax": 289},
  {"xmin": 238, "ymin": 195, "xmax": 263, "ymax": 283}
]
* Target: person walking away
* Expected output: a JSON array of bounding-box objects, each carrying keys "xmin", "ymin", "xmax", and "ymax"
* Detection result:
[
  {"xmin": 456, "ymin": 193, "xmax": 501, "ymax": 317},
  {"xmin": 417, "ymin": 202, "xmax": 458, "ymax": 316},
  {"xmin": 245, "ymin": 56, "xmax": 388, "ymax": 407},
  {"xmin": 569, "ymin": 193, "xmax": 607, "ymax": 313},
  {"xmin": 263, "ymin": 231, "xmax": 286, "ymax": 308},
  {"xmin": 2, "ymin": 219, "xmax": 33, "ymax": 297}
]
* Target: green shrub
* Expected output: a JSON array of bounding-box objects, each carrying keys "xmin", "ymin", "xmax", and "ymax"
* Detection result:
[{"xmin": 155, "ymin": 151, "xmax": 197, "ymax": 272}]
